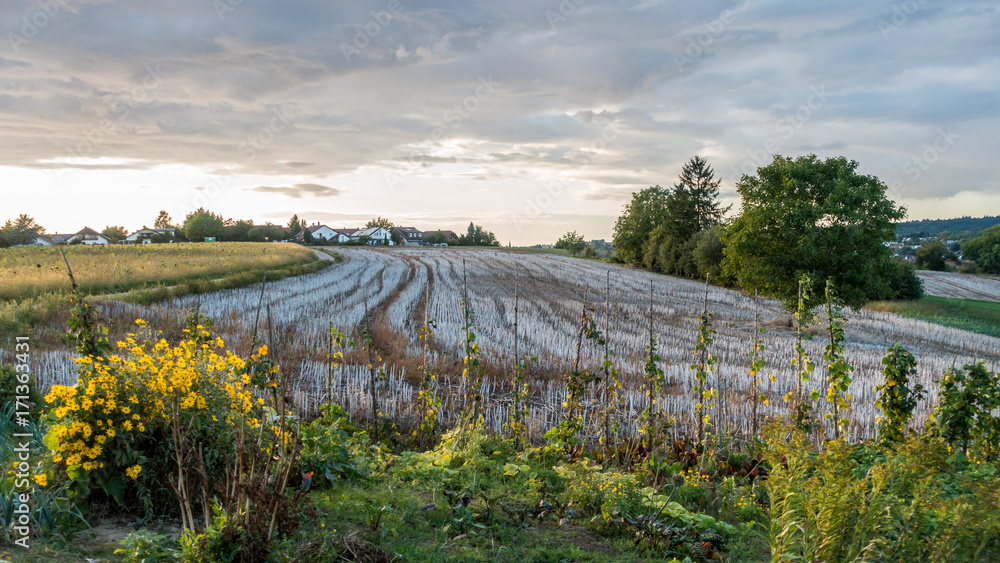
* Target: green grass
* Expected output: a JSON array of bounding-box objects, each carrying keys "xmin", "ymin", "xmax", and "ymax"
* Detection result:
[{"xmin": 868, "ymin": 295, "xmax": 1000, "ymax": 338}]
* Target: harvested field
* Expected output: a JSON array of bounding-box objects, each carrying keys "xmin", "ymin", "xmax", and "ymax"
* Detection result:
[{"xmin": 20, "ymin": 248, "xmax": 1000, "ymax": 443}]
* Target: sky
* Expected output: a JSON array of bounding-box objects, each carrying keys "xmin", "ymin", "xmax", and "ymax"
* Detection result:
[{"xmin": 1, "ymin": 0, "xmax": 998, "ymax": 245}]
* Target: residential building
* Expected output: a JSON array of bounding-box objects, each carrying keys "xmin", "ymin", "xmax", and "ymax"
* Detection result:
[{"xmin": 396, "ymin": 226, "xmax": 423, "ymax": 246}]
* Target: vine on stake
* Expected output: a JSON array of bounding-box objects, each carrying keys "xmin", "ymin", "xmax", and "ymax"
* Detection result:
[
  {"xmin": 690, "ymin": 275, "xmax": 717, "ymax": 447},
  {"xmin": 789, "ymin": 275, "xmax": 817, "ymax": 434},
  {"xmin": 822, "ymin": 280, "xmax": 854, "ymax": 440}
]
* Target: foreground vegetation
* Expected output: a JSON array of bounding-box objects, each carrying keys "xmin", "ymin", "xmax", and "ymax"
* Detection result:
[{"xmin": 869, "ymin": 295, "xmax": 1000, "ymax": 338}]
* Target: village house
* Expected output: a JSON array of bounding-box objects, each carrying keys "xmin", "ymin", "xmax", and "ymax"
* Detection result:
[
  {"xmin": 396, "ymin": 226, "xmax": 423, "ymax": 246},
  {"xmin": 124, "ymin": 227, "xmax": 176, "ymax": 244}
]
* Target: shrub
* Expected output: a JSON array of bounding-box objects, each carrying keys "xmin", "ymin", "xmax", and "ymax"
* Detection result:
[
  {"xmin": 43, "ymin": 317, "xmax": 277, "ymax": 523},
  {"xmin": 765, "ymin": 422, "xmax": 1000, "ymax": 561}
]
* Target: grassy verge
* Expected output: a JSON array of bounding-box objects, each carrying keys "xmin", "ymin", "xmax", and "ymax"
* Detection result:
[
  {"xmin": 868, "ymin": 295, "xmax": 1000, "ymax": 338},
  {"xmin": 309, "ymin": 248, "xmax": 344, "ymax": 263},
  {"xmin": 120, "ymin": 258, "xmax": 330, "ymax": 305}
]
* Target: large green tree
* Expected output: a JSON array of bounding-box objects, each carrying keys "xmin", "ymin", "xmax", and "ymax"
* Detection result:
[
  {"xmin": 154, "ymin": 210, "xmax": 173, "ymax": 229},
  {"xmin": 914, "ymin": 240, "xmax": 956, "ymax": 271},
  {"xmin": 183, "ymin": 208, "xmax": 225, "ymax": 241},
  {"xmin": 722, "ymin": 155, "xmax": 907, "ymax": 309},
  {"xmin": 0, "ymin": 214, "xmax": 46, "ymax": 247},
  {"xmin": 612, "ymin": 185, "xmax": 670, "ymax": 265},
  {"xmin": 962, "ymin": 225, "xmax": 1000, "ymax": 274},
  {"xmin": 101, "ymin": 226, "xmax": 128, "ymax": 243},
  {"xmin": 555, "ymin": 231, "xmax": 587, "ymax": 256}
]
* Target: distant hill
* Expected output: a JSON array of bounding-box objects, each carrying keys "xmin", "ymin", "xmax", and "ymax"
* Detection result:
[{"xmin": 896, "ymin": 216, "xmax": 1000, "ymax": 240}]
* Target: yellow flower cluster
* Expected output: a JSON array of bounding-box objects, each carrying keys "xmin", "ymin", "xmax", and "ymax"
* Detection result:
[{"xmin": 45, "ymin": 321, "xmax": 268, "ymax": 480}]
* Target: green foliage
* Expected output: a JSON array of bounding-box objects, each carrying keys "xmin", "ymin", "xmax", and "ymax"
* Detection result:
[
  {"xmin": 722, "ymin": 154, "xmax": 907, "ymax": 309},
  {"xmin": 929, "ymin": 361, "xmax": 1000, "ymax": 461},
  {"xmin": 178, "ymin": 502, "xmax": 243, "ymax": 563},
  {"xmin": 962, "ymin": 224, "xmax": 1000, "ymax": 273},
  {"xmin": 115, "ymin": 530, "xmax": 181, "ymax": 563},
  {"xmin": 457, "ymin": 222, "xmax": 500, "ymax": 246},
  {"xmin": 874, "ymin": 344, "xmax": 925, "ymax": 445},
  {"xmin": 554, "ymin": 230, "xmax": 587, "ymax": 256},
  {"xmin": 765, "ymin": 423, "xmax": 1000, "ymax": 561},
  {"xmin": 690, "ymin": 302, "xmax": 717, "ymax": 443},
  {"xmin": 154, "ymin": 210, "xmax": 173, "ymax": 230},
  {"xmin": 915, "ymin": 239, "xmax": 957, "ymax": 271},
  {"xmin": 0, "ymin": 363, "xmax": 44, "ymax": 422},
  {"xmin": 182, "ymin": 208, "xmax": 225, "ymax": 241},
  {"xmin": 300, "ymin": 404, "xmax": 364, "ymax": 487},
  {"xmin": 613, "ymin": 185, "xmax": 670, "ymax": 265},
  {"xmin": 884, "ymin": 258, "xmax": 925, "ymax": 300},
  {"xmin": 896, "ymin": 214, "xmax": 1000, "ymax": 240},
  {"xmin": 0, "ymin": 214, "xmax": 46, "ymax": 248},
  {"xmin": 101, "ymin": 226, "xmax": 128, "ymax": 243},
  {"xmin": 789, "ymin": 276, "xmax": 818, "ymax": 432},
  {"xmin": 640, "ymin": 330, "xmax": 666, "ymax": 451},
  {"xmin": 822, "ymin": 281, "xmax": 853, "ymax": 438}
]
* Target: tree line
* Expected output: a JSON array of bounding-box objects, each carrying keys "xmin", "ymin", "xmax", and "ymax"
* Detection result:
[{"xmin": 607, "ymin": 154, "xmax": 924, "ymax": 310}]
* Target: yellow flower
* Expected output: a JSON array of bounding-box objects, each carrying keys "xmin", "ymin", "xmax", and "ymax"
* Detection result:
[
  {"xmin": 34, "ymin": 473, "xmax": 47, "ymax": 487},
  {"xmin": 126, "ymin": 465, "xmax": 142, "ymax": 480}
]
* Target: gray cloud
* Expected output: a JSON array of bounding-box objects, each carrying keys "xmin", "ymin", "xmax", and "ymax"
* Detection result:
[
  {"xmin": 248, "ymin": 183, "xmax": 343, "ymax": 198},
  {"xmin": 0, "ymin": 0, "xmax": 997, "ymax": 235}
]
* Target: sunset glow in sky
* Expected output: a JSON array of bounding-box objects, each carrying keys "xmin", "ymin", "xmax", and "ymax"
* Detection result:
[{"xmin": 2, "ymin": 1, "xmax": 998, "ymax": 244}]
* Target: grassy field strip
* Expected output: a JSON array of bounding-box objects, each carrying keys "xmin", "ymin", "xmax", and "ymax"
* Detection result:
[
  {"xmin": 0, "ymin": 242, "xmax": 317, "ymax": 300},
  {"xmin": 12, "ymin": 248, "xmax": 984, "ymax": 443},
  {"xmin": 917, "ymin": 270, "xmax": 1000, "ymax": 302},
  {"xmin": 869, "ymin": 295, "xmax": 1000, "ymax": 339}
]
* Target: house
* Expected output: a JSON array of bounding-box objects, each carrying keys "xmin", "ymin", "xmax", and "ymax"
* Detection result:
[
  {"xmin": 32, "ymin": 235, "xmax": 53, "ymax": 246},
  {"xmin": 353, "ymin": 226, "xmax": 393, "ymax": 245},
  {"xmin": 396, "ymin": 227, "xmax": 423, "ymax": 246},
  {"xmin": 71, "ymin": 227, "xmax": 110, "ymax": 245},
  {"xmin": 124, "ymin": 227, "xmax": 176, "ymax": 244},
  {"xmin": 305, "ymin": 224, "xmax": 340, "ymax": 243},
  {"xmin": 45, "ymin": 227, "xmax": 110, "ymax": 245}
]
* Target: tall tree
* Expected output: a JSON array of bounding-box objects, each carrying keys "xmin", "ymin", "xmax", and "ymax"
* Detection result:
[
  {"xmin": 0, "ymin": 214, "xmax": 46, "ymax": 247},
  {"xmin": 676, "ymin": 156, "xmax": 730, "ymax": 232},
  {"xmin": 101, "ymin": 226, "xmax": 128, "ymax": 243},
  {"xmin": 459, "ymin": 222, "xmax": 500, "ymax": 246},
  {"xmin": 366, "ymin": 217, "xmax": 395, "ymax": 230},
  {"xmin": 723, "ymin": 155, "xmax": 907, "ymax": 309},
  {"xmin": 154, "ymin": 210, "xmax": 173, "ymax": 229},
  {"xmin": 612, "ymin": 186, "xmax": 670, "ymax": 266},
  {"xmin": 287, "ymin": 214, "xmax": 303, "ymax": 236}
]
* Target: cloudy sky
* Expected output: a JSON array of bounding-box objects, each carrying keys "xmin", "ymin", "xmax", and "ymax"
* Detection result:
[{"xmin": 2, "ymin": 0, "xmax": 998, "ymax": 244}]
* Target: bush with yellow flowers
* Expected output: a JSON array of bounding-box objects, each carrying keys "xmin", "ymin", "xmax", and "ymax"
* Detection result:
[{"xmin": 44, "ymin": 316, "xmax": 274, "ymax": 522}]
